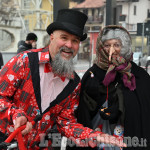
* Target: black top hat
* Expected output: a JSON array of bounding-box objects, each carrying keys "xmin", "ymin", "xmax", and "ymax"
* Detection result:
[{"xmin": 46, "ymin": 9, "xmax": 88, "ymax": 41}]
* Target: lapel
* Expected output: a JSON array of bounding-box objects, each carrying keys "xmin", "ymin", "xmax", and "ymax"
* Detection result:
[{"xmin": 28, "ymin": 52, "xmax": 42, "ymax": 114}]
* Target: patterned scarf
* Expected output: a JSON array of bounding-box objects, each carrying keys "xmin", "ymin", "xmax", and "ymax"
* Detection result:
[{"xmin": 95, "ymin": 45, "xmax": 136, "ymax": 91}]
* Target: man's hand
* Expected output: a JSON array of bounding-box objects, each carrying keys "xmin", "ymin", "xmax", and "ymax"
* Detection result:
[
  {"xmin": 14, "ymin": 116, "xmax": 32, "ymax": 135},
  {"xmin": 97, "ymin": 133, "xmax": 127, "ymax": 148},
  {"xmin": 32, "ymin": 42, "xmax": 37, "ymax": 49}
]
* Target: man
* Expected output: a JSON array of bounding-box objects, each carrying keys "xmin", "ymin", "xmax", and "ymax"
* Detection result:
[
  {"xmin": 0, "ymin": 9, "xmax": 126, "ymax": 149},
  {"xmin": 17, "ymin": 32, "xmax": 38, "ymax": 54},
  {"xmin": 0, "ymin": 52, "xmax": 4, "ymax": 69}
]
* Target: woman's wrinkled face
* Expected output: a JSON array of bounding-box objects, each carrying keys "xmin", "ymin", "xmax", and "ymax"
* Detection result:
[{"xmin": 103, "ymin": 39, "xmax": 122, "ymax": 62}]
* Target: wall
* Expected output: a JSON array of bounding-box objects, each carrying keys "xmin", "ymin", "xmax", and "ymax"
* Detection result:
[
  {"xmin": 1, "ymin": 52, "xmax": 17, "ymax": 66},
  {"xmin": 89, "ymin": 31, "xmax": 99, "ymax": 62},
  {"xmin": 121, "ymin": 0, "xmax": 150, "ymax": 25},
  {"xmin": 0, "ymin": 26, "xmax": 22, "ymax": 52}
]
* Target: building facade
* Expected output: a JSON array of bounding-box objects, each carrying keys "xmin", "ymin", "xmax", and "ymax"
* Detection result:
[
  {"xmin": 72, "ymin": 0, "xmax": 150, "ymax": 61},
  {"xmin": 0, "ymin": 0, "xmax": 53, "ymax": 53}
]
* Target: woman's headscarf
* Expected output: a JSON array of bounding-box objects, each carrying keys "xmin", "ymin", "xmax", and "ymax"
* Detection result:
[{"xmin": 94, "ymin": 25, "xmax": 136, "ymax": 91}]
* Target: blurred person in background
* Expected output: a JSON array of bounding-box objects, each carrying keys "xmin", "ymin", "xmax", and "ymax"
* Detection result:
[
  {"xmin": 74, "ymin": 25, "xmax": 150, "ymax": 150},
  {"xmin": 0, "ymin": 52, "xmax": 4, "ymax": 69},
  {"xmin": 17, "ymin": 32, "xmax": 38, "ymax": 54},
  {"xmin": 0, "ymin": 10, "xmax": 126, "ymax": 150}
]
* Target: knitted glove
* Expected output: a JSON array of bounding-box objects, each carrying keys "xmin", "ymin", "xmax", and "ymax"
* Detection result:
[{"xmin": 99, "ymin": 96, "xmax": 120, "ymax": 122}]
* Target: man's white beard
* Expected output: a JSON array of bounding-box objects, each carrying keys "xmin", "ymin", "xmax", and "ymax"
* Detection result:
[{"xmin": 51, "ymin": 52, "xmax": 74, "ymax": 79}]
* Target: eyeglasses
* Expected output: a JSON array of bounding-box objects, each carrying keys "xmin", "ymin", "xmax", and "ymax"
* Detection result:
[{"xmin": 103, "ymin": 43, "xmax": 122, "ymax": 50}]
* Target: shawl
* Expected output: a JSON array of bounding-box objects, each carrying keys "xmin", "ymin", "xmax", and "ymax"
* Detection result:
[
  {"xmin": 97, "ymin": 47, "xmax": 136, "ymax": 91},
  {"xmin": 94, "ymin": 25, "xmax": 136, "ymax": 91}
]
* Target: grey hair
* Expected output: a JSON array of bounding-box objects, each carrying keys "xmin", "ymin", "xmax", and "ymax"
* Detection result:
[
  {"xmin": 101, "ymin": 28, "xmax": 132, "ymax": 60},
  {"xmin": 51, "ymin": 49, "xmax": 74, "ymax": 79}
]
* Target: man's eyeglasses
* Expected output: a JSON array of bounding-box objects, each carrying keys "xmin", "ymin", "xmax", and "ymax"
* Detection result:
[{"xmin": 103, "ymin": 43, "xmax": 122, "ymax": 50}]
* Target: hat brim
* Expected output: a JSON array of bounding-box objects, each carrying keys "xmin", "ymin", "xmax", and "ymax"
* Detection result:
[{"xmin": 46, "ymin": 22, "xmax": 87, "ymax": 41}]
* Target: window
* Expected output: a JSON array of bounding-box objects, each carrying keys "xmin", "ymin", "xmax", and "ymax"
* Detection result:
[
  {"xmin": 133, "ymin": 5, "xmax": 136, "ymax": 15},
  {"xmin": 92, "ymin": 9, "xmax": 94, "ymax": 16},
  {"xmin": 131, "ymin": 0, "xmax": 139, "ymax": 2},
  {"xmin": 0, "ymin": 30, "xmax": 14, "ymax": 51},
  {"xmin": 83, "ymin": 9, "xmax": 88, "ymax": 15},
  {"xmin": 148, "ymin": 9, "xmax": 150, "ymax": 18}
]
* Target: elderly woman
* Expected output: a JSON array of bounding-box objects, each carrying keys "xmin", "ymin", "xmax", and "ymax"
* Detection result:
[{"xmin": 75, "ymin": 25, "xmax": 150, "ymax": 150}]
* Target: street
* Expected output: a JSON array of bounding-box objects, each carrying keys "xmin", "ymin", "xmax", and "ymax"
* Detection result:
[
  {"xmin": 75, "ymin": 60, "xmax": 150, "ymax": 79},
  {"xmin": 74, "ymin": 59, "xmax": 90, "ymax": 78}
]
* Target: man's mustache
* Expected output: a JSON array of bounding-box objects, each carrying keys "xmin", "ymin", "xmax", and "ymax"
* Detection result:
[{"xmin": 59, "ymin": 47, "xmax": 74, "ymax": 54}]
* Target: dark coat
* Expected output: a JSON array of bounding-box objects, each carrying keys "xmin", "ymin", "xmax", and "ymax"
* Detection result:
[
  {"xmin": 0, "ymin": 52, "xmax": 4, "ymax": 69},
  {"xmin": 17, "ymin": 40, "xmax": 32, "ymax": 54},
  {"xmin": 74, "ymin": 62, "xmax": 150, "ymax": 150}
]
